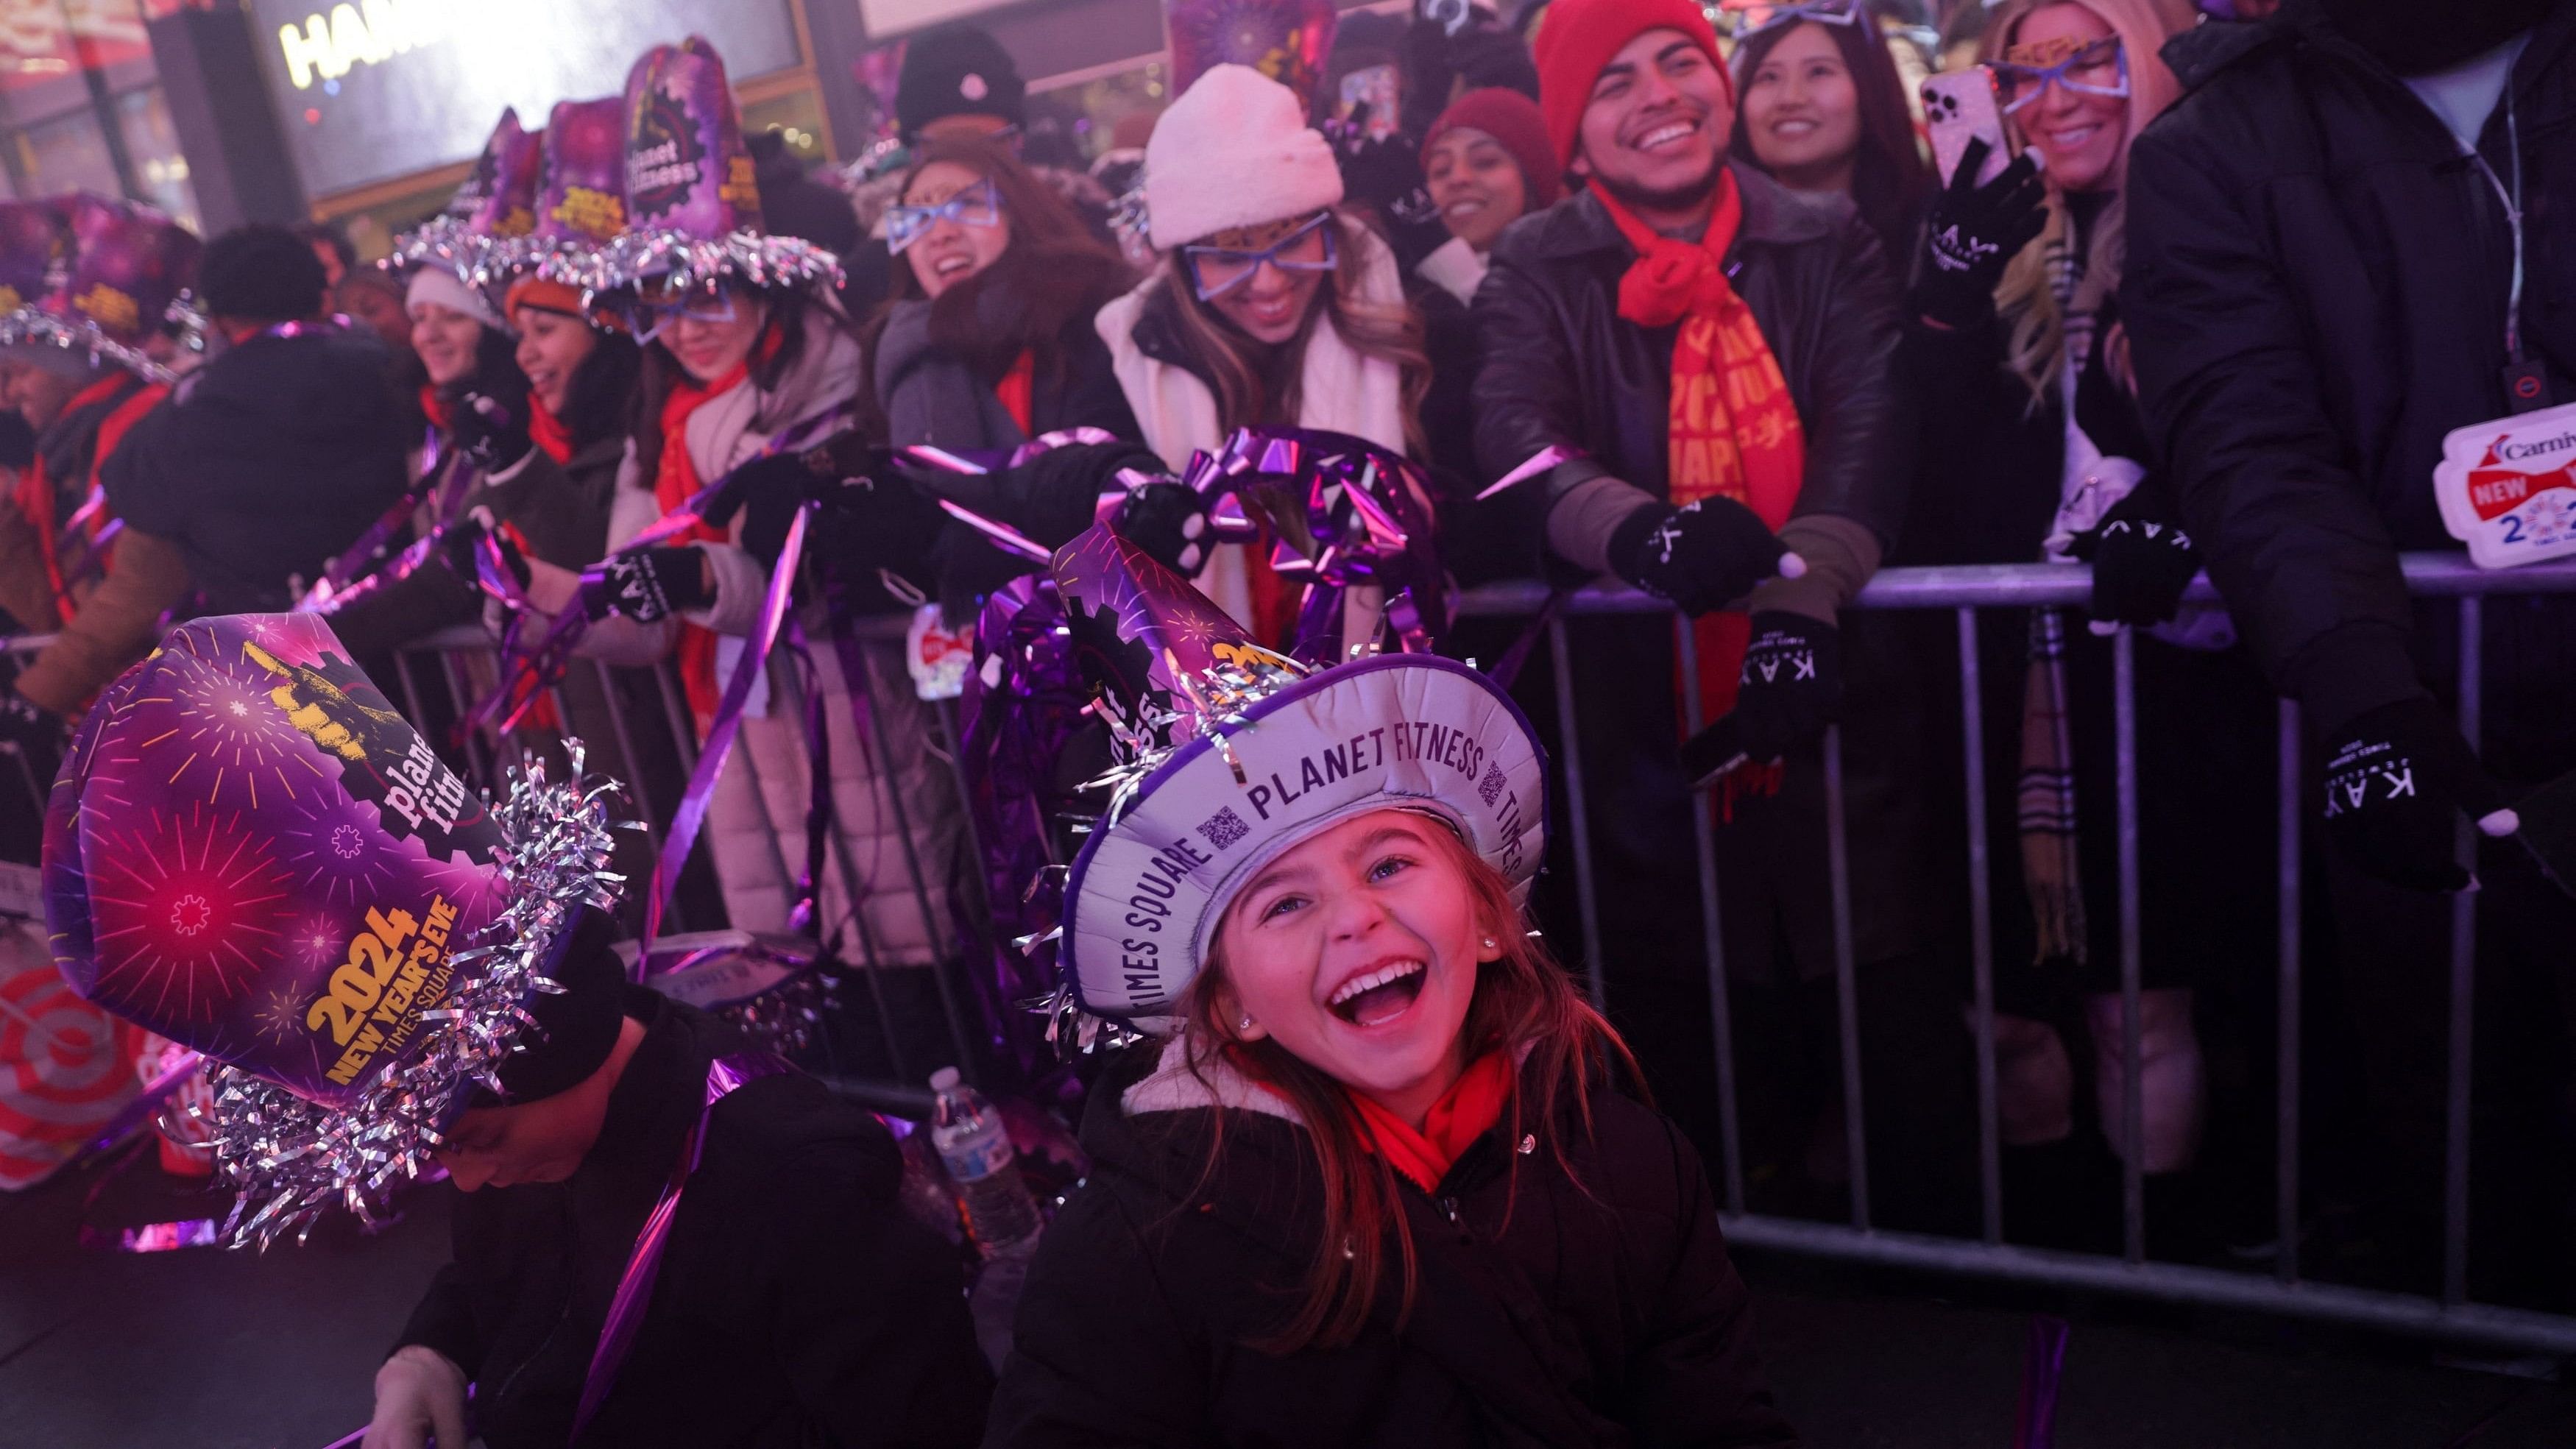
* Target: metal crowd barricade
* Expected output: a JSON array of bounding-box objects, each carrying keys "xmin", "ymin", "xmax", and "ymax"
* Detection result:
[
  {"xmin": 1455, "ymin": 553, "xmax": 2576, "ymax": 1356},
  {"xmin": 1, "ymin": 631, "xmax": 52, "ymax": 809},
  {"xmin": 384, "ymin": 619, "xmax": 988, "ymax": 1101}
]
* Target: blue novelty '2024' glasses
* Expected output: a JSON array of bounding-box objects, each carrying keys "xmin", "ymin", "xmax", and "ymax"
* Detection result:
[
  {"xmin": 1992, "ymin": 36, "xmax": 2130, "ymax": 116},
  {"xmin": 1715, "ymin": 0, "xmax": 1861, "ymax": 41},
  {"xmin": 885, "ymin": 178, "xmax": 1002, "ymax": 255},
  {"xmin": 1181, "ymin": 213, "xmax": 1338, "ymax": 302}
]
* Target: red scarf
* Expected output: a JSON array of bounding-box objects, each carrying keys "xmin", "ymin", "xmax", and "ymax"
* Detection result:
[
  {"xmin": 1345, "ymin": 1049, "xmax": 1518, "ymax": 1194},
  {"xmin": 652, "ymin": 358, "xmax": 751, "ymax": 723},
  {"xmin": 418, "ymin": 384, "xmax": 450, "ymax": 433},
  {"xmin": 1594, "ymin": 174, "xmax": 1807, "ymax": 723},
  {"xmin": 528, "ymin": 394, "xmax": 575, "ymax": 465},
  {"xmin": 15, "ymin": 374, "xmax": 159, "ymax": 623},
  {"xmin": 994, "ymin": 348, "xmax": 1036, "ymax": 438}
]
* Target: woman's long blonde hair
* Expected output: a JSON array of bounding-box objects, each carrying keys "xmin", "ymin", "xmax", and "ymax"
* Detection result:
[
  {"xmin": 1143, "ymin": 209, "xmax": 1432, "ymax": 457},
  {"xmin": 1981, "ymin": 0, "xmax": 2193, "ymax": 404}
]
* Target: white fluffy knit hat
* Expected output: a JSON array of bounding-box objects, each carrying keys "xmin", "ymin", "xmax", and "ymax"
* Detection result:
[
  {"xmin": 1144, "ymin": 64, "xmax": 1345, "ymax": 252},
  {"xmin": 404, "ymin": 265, "xmax": 509, "ymax": 336}
]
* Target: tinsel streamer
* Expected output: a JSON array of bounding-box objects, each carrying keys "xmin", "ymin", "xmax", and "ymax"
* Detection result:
[
  {"xmin": 208, "ymin": 743, "xmax": 632, "ymax": 1250},
  {"xmin": 0, "ymin": 311, "xmax": 173, "ymax": 384},
  {"xmin": 537, "ymin": 229, "xmax": 846, "ymax": 302}
]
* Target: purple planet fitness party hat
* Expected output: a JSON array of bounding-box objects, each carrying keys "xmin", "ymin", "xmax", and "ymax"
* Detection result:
[
  {"xmin": 544, "ymin": 36, "xmax": 841, "ymax": 300},
  {"xmin": 1166, "ymin": 0, "xmax": 1340, "ymax": 118},
  {"xmin": 43, "ymin": 612, "xmax": 625, "ymax": 1244},
  {"xmin": 0, "ymin": 193, "xmax": 198, "ymax": 383},
  {"xmin": 1038, "ymin": 525, "xmax": 1546, "ymax": 1026},
  {"xmin": 388, "ymin": 107, "xmax": 545, "ymax": 289}
]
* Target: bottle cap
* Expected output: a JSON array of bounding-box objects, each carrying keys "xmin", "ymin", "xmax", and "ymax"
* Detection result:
[{"xmin": 929, "ymin": 1066, "xmax": 963, "ymax": 1092}]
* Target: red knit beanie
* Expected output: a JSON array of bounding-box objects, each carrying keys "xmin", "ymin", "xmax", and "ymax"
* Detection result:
[
  {"xmin": 1532, "ymin": 0, "xmax": 1729, "ymax": 170},
  {"xmin": 1422, "ymin": 88, "xmax": 1565, "ymax": 210}
]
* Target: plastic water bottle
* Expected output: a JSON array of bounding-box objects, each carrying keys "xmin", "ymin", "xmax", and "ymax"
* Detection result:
[{"xmin": 928, "ymin": 1067, "xmax": 1043, "ymax": 1257}]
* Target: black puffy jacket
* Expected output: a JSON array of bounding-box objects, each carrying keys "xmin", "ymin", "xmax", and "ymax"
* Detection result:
[
  {"xmin": 102, "ymin": 322, "xmax": 411, "ymax": 613},
  {"xmin": 1469, "ymin": 163, "xmax": 1907, "ymax": 548},
  {"xmin": 987, "ymin": 1038, "xmax": 1800, "ymax": 1448},
  {"xmin": 2122, "ymin": 5, "xmax": 2576, "ymax": 733}
]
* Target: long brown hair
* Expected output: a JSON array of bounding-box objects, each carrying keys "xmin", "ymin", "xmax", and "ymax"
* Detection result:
[
  {"xmin": 863, "ymin": 135, "xmax": 1133, "ymax": 403},
  {"xmin": 1731, "ymin": 5, "xmax": 1936, "ymax": 263},
  {"xmin": 1140, "ymin": 211, "xmax": 1432, "ymax": 458},
  {"xmin": 1173, "ymin": 815, "xmax": 1639, "ymax": 1352}
]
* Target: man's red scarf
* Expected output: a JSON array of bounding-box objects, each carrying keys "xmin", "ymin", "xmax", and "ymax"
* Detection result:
[{"xmin": 1594, "ymin": 172, "xmax": 1806, "ymax": 723}]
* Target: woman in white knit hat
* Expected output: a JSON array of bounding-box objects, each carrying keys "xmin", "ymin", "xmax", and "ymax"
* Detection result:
[{"xmin": 1096, "ymin": 63, "xmax": 1430, "ymax": 640}]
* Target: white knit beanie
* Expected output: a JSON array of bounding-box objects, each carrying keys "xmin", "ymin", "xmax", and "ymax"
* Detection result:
[
  {"xmin": 1144, "ymin": 65, "xmax": 1345, "ymax": 252},
  {"xmin": 403, "ymin": 266, "xmax": 509, "ymax": 335}
]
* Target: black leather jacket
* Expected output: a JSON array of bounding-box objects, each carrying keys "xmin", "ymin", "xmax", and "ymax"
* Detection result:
[{"xmin": 1468, "ymin": 163, "xmax": 1908, "ymax": 553}]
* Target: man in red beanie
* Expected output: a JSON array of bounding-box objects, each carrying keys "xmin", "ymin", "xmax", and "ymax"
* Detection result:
[{"xmin": 1473, "ymin": 0, "xmax": 1914, "ymax": 1155}]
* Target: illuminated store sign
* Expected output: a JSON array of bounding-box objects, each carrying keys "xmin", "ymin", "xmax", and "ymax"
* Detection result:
[{"xmin": 248, "ymin": 0, "xmax": 798, "ymax": 198}]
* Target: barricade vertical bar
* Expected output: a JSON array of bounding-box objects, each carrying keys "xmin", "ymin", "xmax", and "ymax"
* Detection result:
[
  {"xmin": 1959, "ymin": 607, "xmax": 2002, "ymax": 1244},
  {"xmin": 2276, "ymin": 697, "xmax": 2303, "ymax": 1285},
  {"xmin": 852, "ymin": 638, "xmax": 980, "ymax": 1079},
  {"xmin": 2444, "ymin": 596, "xmax": 2483, "ymax": 1306},
  {"xmin": 653, "ymin": 663, "xmax": 702, "ymax": 773},
  {"xmin": 773, "ymin": 657, "xmax": 912, "ymax": 1083},
  {"xmin": 1824, "ymin": 723, "xmax": 1869, "ymax": 1231},
  {"xmin": 2113, "ymin": 626, "xmax": 2145, "ymax": 1265},
  {"xmin": 1674, "ymin": 617, "xmax": 1746, "ymax": 1213},
  {"xmin": 592, "ymin": 661, "xmax": 662, "ymax": 850},
  {"xmin": 930, "ymin": 696, "xmax": 998, "ymax": 938},
  {"xmin": 1545, "ymin": 614, "xmax": 1607, "ymax": 1009},
  {"xmin": 434, "ymin": 651, "xmax": 492, "ymax": 790}
]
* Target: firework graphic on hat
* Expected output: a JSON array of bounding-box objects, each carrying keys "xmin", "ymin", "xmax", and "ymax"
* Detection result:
[{"xmin": 44, "ymin": 612, "xmax": 626, "ymax": 1244}]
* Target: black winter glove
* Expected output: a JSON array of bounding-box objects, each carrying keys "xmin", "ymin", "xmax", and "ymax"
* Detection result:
[
  {"xmin": 1609, "ymin": 497, "xmax": 1792, "ymax": 617},
  {"xmin": 0, "ymin": 689, "xmax": 66, "ymax": 790},
  {"xmin": 1735, "ymin": 612, "xmax": 1843, "ymax": 761},
  {"xmin": 1914, "ymin": 138, "xmax": 2048, "ymax": 332},
  {"xmin": 437, "ymin": 517, "xmax": 530, "ymax": 595},
  {"xmin": 2321, "ymin": 698, "xmax": 2516, "ymax": 893},
  {"xmin": 2070, "ymin": 490, "xmax": 2199, "ymax": 631},
  {"xmin": 1332, "ymin": 118, "xmax": 1451, "ymax": 274},
  {"xmin": 445, "ymin": 372, "xmax": 534, "ymax": 473},
  {"xmin": 1112, "ymin": 480, "xmax": 1211, "ymax": 576},
  {"xmin": 584, "ymin": 545, "xmax": 713, "ymax": 624}
]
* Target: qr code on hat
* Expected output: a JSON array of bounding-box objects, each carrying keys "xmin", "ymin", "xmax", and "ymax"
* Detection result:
[
  {"xmin": 1197, "ymin": 807, "xmax": 1250, "ymax": 851},
  {"xmin": 1478, "ymin": 764, "xmax": 1507, "ymax": 807}
]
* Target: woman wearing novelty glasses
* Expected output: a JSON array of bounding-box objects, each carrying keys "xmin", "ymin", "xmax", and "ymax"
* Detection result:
[
  {"xmin": 871, "ymin": 135, "xmax": 1139, "ymax": 456},
  {"xmin": 1900, "ymin": 0, "xmax": 2264, "ymax": 1216},
  {"xmin": 1094, "ymin": 64, "xmax": 1431, "ymax": 640}
]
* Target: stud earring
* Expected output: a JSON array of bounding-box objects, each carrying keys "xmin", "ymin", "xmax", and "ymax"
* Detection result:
[
  {"xmin": 1239, "ymin": 1015, "xmax": 1254, "ymax": 1032},
  {"xmin": 1481, "ymin": 937, "xmax": 1496, "ymax": 951}
]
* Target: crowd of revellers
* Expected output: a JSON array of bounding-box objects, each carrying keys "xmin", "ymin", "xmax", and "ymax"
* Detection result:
[{"xmin": 1, "ymin": 0, "xmax": 2570, "ymax": 1442}]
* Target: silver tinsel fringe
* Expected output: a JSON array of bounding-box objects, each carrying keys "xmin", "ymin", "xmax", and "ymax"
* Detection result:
[
  {"xmin": 535, "ymin": 228, "xmax": 845, "ymax": 300},
  {"xmin": 0, "ymin": 310, "xmax": 175, "ymax": 384},
  {"xmin": 209, "ymin": 745, "xmax": 632, "ymax": 1250}
]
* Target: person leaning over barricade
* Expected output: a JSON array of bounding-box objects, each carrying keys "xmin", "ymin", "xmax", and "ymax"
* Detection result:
[
  {"xmin": 2120, "ymin": 0, "xmax": 2576, "ymax": 1298},
  {"xmin": 563, "ymin": 38, "xmax": 966, "ymax": 968},
  {"xmin": 983, "ymin": 529, "xmax": 1800, "ymax": 1448},
  {"xmin": 1094, "ymin": 63, "xmax": 1434, "ymax": 643},
  {"xmin": 1468, "ymin": 0, "xmax": 1908, "ymax": 1160}
]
